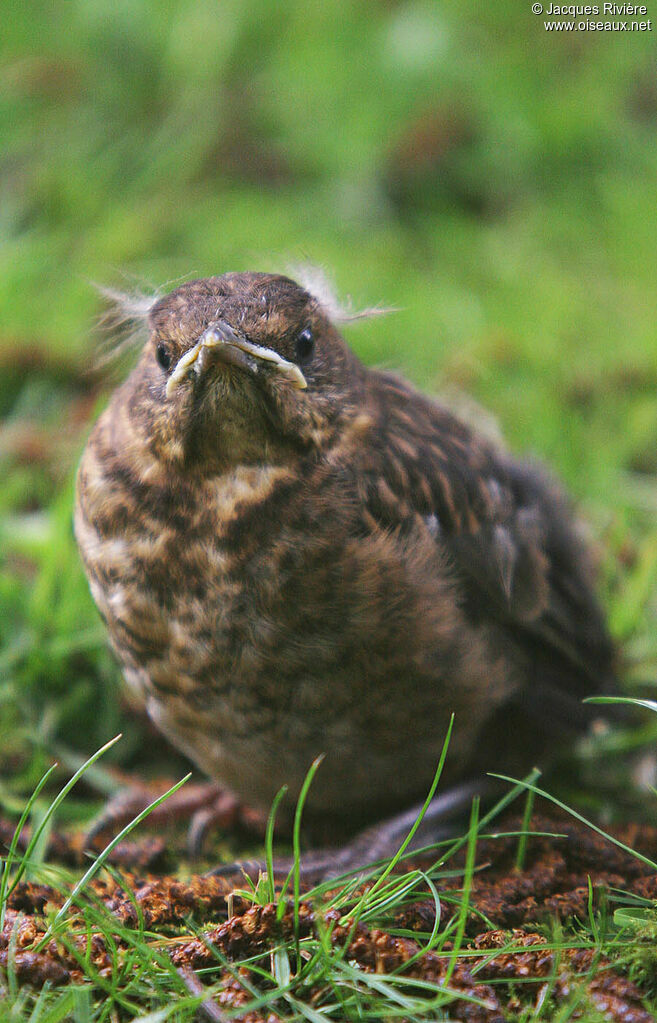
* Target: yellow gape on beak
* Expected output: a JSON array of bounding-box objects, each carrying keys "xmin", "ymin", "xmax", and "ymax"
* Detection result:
[{"xmin": 166, "ymin": 323, "xmax": 308, "ymax": 398}]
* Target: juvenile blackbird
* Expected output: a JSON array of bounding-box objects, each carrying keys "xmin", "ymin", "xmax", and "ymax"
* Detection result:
[{"xmin": 75, "ymin": 272, "xmax": 616, "ymax": 852}]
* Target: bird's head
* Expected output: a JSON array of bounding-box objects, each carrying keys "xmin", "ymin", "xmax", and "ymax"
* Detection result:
[{"xmin": 121, "ymin": 273, "xmax": 367, "ymax": 472}]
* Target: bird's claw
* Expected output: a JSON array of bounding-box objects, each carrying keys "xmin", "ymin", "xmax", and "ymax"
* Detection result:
[{"xmin": 85, "ymin": 780, "xmax": 265, "ymax": 856}]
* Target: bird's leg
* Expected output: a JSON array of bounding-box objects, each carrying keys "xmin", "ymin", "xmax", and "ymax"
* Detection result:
[
  {"xmin": 211, "ymin": 779, "xmax": 498, "ymax": 886},
  {"xmin": 85, "ymin": 778, "xmax": 266, "ymax": 857}
]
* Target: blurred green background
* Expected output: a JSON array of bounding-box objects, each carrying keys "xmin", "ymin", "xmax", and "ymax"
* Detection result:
[{"xmin": 2, "ymin": 0, "xmax": 657, "ymax": 805}]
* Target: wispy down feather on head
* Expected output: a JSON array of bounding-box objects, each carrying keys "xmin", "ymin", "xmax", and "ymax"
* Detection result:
[
  {"xmin": 92, "ymin": 285, "xmax": 160, "ymax": 368},
  {"xmin": 289, "ymin": 264, "xmax": 397, "ymax": 323}
]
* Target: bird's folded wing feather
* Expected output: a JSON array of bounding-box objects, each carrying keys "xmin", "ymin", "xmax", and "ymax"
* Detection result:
[{"xmin": 357, "ymin": 374, "xmax": 617, "ymax": 725}]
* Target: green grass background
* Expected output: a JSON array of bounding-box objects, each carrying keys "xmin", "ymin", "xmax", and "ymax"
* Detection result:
[{"xmin": 2, "ymin": 0, "xmax": 657, "ymax": 802}]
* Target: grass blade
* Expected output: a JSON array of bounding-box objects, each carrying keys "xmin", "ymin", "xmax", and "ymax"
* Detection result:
[{"xmin": 42, "ymin": 771, "xmax": 191, "ymax": 942}]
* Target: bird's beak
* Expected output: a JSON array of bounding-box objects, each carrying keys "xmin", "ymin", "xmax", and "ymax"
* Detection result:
[{"xmin": 166, "ymin": 322, "xmax": 308, "ymax": 398}]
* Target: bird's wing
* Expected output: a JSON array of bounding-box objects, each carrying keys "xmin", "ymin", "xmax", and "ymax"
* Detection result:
[{"xmin": 359, "ymin": 375, "xmax": 616, "ymax": 729}]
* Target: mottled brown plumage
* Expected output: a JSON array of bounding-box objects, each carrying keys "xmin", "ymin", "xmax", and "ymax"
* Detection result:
[{"xmin": 75, "ymin": 272, "xmax": 616, "ymax": 841}]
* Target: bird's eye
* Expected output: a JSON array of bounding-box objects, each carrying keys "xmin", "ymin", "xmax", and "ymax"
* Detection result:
[
  {"xmin": 295, "ymin": 327, "xmax": 314, "ymax": 363},
  {"xmin": 156, "ymin": 343, "xmax": 171, "ymax": 372}
]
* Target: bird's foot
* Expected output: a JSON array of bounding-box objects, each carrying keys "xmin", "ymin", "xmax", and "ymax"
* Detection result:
[
  {"xmin": 86, "ymin": 778, "xmax": 266, "ymax": 857},
  {"xmin": 211, "ymin": 779, "xmax": 493, "ymax": 887}
]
